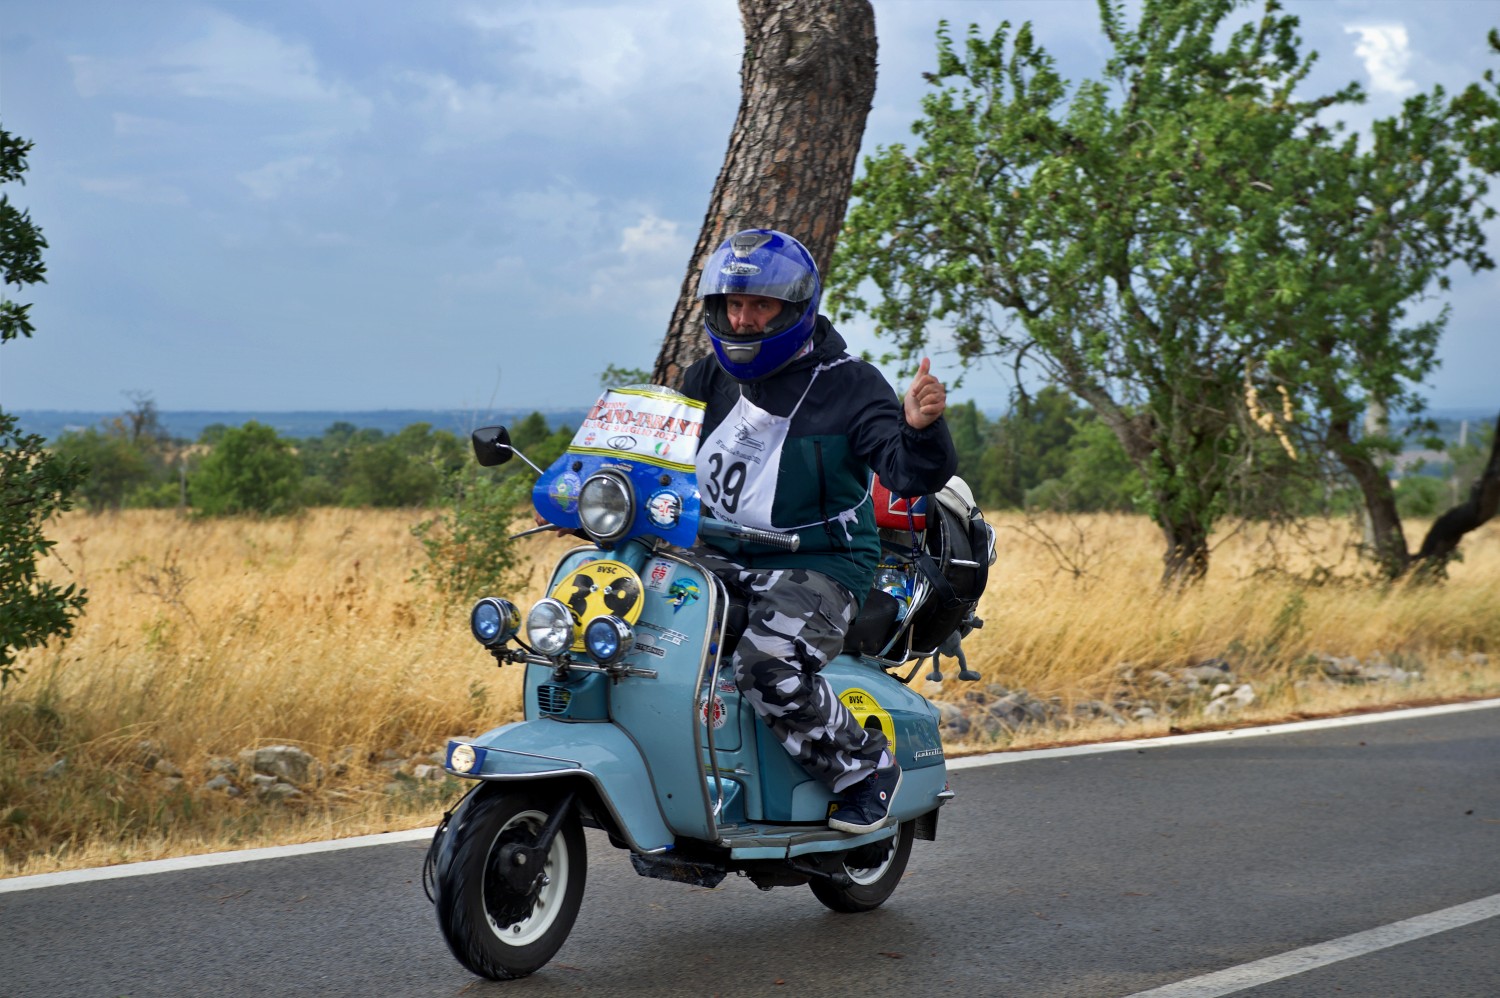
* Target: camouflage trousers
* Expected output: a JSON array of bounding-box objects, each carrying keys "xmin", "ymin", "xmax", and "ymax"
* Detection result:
[{"xmin": 694, "ymin": 548, "xmax": 887, "ymax": 793}]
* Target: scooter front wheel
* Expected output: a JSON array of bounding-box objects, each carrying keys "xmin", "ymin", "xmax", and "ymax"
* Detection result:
[
  {"xmin": 433, "ymin": 786, "xmax": 587, "ymax": 980},
  {"xmin": 810, "ymin": 819, "xmax": 915, "ymax": 913}
]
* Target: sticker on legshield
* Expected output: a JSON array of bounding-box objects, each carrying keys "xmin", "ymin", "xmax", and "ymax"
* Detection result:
[
  {"xmin": 547, "ymin": 559, "xmax": 644, "ymax": 652},
  {"xmin": 838, "ymin": 687, "xmax": 896, "ymax": 753}
]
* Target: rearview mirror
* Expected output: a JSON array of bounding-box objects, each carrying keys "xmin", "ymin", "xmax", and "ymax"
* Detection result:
[{"xmin": 471, "ymin": 426, "xmax": 513, "ymax": 467}]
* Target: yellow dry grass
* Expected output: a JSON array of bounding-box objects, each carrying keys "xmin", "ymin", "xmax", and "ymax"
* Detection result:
[{"xmin": 3, "ymin": 508, "xmax": 1496, "ymax": 877}]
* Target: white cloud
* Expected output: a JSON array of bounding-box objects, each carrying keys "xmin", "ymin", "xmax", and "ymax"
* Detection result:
[
  {"xmin": 1344, "ymin": 24, "xmax": 1418, "ymax": 97},
  {"xmin": 619, "ymin": 213, "xmax": 680, "ymax": 255},
  {"xmin": 237, "ymin": 155, "xmax": 341, "ymax": 200},
  {"xmin": 399, "ymin": 1, "xmax": 739, "ymax": 148},
  {"xmin": 69, "ymin": 9, "xmax": 371, "ymax": 125},
  {"xmin": 78, "ymin": 177, "xmax": 190, "ymax": 206}
]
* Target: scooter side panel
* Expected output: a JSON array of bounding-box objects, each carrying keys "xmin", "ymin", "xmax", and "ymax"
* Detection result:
[
  {"xmin": 607, "ymin": 553, "xmax": 722, "ymax": 841},
  {"xmin": 448, "ymin": 719, "xmax": 675, "ymax": 852},
  {"xmin": 755, "ymin": 656, "xmax": 948, "ymax": 823}
]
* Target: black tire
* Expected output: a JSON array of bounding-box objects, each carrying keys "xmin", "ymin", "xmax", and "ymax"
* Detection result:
[
  {"xmin": 809, "ymin": 819, "xmax": 915, "ymax": 913},
  {"xmin": 433, "ymin": 786, "xmax": 587, "ymax": 980}
]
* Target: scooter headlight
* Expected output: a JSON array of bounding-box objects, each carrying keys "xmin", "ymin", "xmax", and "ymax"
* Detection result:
[
  {"xmin": 526, "ymin": 598, "xmax": 575, "ymax": 657},
  {"xmin": 577, "ymin": 470, "xmax": 634, "ymax": 543},
  {"xmin": 470, "ymin": 597, "xmax": 519, "ymax": 647},
  {"xmin": 448, "ymin": 742, "xmax": 479, "ymax": 774},
  {"xmin": 583, "ymin": 615, "xmax": 633, "ymax": 666}
]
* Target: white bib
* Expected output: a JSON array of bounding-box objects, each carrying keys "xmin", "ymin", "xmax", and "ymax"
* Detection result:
[
  {"xmin": 697, "ymin": 391, "xmax": 790, "ymax": 530},
  {"xmin": 696, "ymin": 359, "xmax": 868, "ymax": 536}
]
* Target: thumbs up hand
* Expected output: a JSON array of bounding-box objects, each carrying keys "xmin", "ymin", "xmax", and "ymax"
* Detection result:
[{"xmin": 903, "ymin": 357, "xmax": 947, "ymax": 430}]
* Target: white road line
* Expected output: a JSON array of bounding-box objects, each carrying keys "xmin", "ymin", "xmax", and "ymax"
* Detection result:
[
  {"xmin": 946, "ymin": 697, "xmax": 1500, "ymax": 770},
  {"xmin": 0, "ymin": 827, "xmax": 434, "ymax": 894},
  {"xmin": 1122, "ymin": 893, "xmax": 1500, "ymax": 998},
  {"xmin": 3, "ymin": 697, "xmax": 1496, "ymax": 893}
]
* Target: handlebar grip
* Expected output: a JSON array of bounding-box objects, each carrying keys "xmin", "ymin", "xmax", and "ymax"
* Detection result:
[{"xmin": 700, "ymin": 520, "xmax": 801, "ymax": 552}]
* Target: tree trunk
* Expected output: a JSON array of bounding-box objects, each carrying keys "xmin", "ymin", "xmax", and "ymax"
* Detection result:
[
  {"xmin": 1159, "ymin": 513, "xmax": 1210, "ymax": 588},
  {"xmin": 651, "ymin": 0, "xmax": 877, "ymax": 387},
  {"xmin": 1328, "ymin": 415, "xmax": 1413, "ymax": 579},
  {"xmin": 1412, "ymin": 411, "xmax": 1500, "ymax": 577}
]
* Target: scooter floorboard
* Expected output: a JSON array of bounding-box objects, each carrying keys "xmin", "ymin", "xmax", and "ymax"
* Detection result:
[{"xmin": 714, "ymin": 820, "xmax": 897, "ymax": 860}]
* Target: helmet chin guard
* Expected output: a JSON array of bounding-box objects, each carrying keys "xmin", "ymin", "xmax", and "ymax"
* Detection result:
[{"xmin": 697, "ymin": 229, "xmax": 821, "ymax": 382}]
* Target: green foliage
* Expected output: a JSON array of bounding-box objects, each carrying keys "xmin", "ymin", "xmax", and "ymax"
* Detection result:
[
  {"xmin": 1029, "ymin": 417, "xmax": 1144, "ymax": 513},
  {"xmin": 338, "ymin": 422, "xmax": 464, "ymax": 507},
  {"xmin": 412, "ymin": 470, "xmax": 534, "ymax": 600},
  {"xmin": 507, "ymin": 412, "xmax": 573, "ymax": 475},
  {"xmin": 599, "ymin": 364, "xmax": 652, "ymax": 389},
  {"xmin": 188, "ymin": 421, "xmax": 302, "ymax": 516},
  {"xmin": 830, "ymin": 0, "xmax": 1500, "ymax": 583},
  {"xmin": 0, "ymin": 415, "xmax": 88, "ymax": 688},
  {"xmin": 1395, "ymin": 475, "xmax": 1448, "ymax": 519},
  {"xmin": 1, "ymin": 126, "xmax": 86, "ymax": 687},
  {"xmin": 52, "ymin": 428, "xmax": 153, "ymax": 510},
  {"xmin": 53, "ymin": 394, "xmax": 187, "ymax": 512},
  {"xmin": 0, "ymin": 129, "xmax": 46, "ymax": 344}
]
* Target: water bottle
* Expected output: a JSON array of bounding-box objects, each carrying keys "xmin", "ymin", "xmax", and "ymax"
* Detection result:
[{"xmin": 874, "ymin": 566, "xmax": 910, "ymax": 622}]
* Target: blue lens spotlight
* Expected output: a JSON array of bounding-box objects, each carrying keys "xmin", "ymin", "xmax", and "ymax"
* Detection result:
[
  {"xmin": 583, "ymin": 615, "xmax": 633, "ymax": 666},
  {"xmin": 470, "ymin": 598, "xmax": 519, "ymax": 647}
]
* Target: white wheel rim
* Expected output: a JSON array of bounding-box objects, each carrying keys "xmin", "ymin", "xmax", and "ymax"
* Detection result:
[
  {"xmin": 844, "ymin": 842, "xmax": 896, "ymax": 886},
  {"xmin": 483, "ymin": 808, "xmax": 570, "ymax": 947}
]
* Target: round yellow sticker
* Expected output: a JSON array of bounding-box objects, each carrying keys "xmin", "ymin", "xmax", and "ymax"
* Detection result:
[
  {"xmin": 548, "ymin": 559, "xmax": 645, "ymax": 651},
  {"xmin": 838, "ymin": 687, "xmax": 896, "ymax": 753}
]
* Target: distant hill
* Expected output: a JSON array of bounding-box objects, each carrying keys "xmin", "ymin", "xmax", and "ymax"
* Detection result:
[{"xmin": 13, "ymin": 408, "xmax": 591, "ymax": 443}]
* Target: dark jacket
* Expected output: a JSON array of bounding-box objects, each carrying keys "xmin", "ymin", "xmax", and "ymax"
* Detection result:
[{"xmin": 682, "ymin": 316, "xmax": 958, "ymax": 602}]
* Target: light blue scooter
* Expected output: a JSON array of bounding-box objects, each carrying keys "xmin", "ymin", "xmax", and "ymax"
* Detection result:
[{"xmin": 427, "ymin": 386, "xmax": 963, "ymax": 981}]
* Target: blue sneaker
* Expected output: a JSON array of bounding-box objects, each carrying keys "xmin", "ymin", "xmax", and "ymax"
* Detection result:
[{"xmin": 828, "ymin": 763, "xmax": 902, "ymax": 834}]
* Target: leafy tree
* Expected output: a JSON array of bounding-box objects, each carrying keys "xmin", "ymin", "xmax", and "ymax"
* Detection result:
[
  {"xmin": 831, "ymin": 0, "xmax": 1500, "ymax": 584},
  {"xmin": 1034, "ymin": 416, "xmax": 1145, "ymax": 513},
  {"xmin": 1257, "ymin": 36, "xmax": 1500, "ymax": 577},
  {"xmin": 339, "ymin": 422, "xmax": 464, "ymax": 507},
  {"xmin": 189, "ymin": 421, "xmax": 302, "ymax": 516},
  {"xmin": 53, "ymin": 393, "xmax": 183, "ymax": 511},
  {"xmin": 507, "ymin": 412, "xmax": 573, "ymax": 475},
  {"xmin": 52, "ymin": 427, "xmax": 153, "ymax": 510},
  {"xmin": 0, "ymin": 126, "xmax": 86, "ymax": 686},
  {"xmin": 979, "ymin": 387, "xmax": 1086, "ymax": 509}
]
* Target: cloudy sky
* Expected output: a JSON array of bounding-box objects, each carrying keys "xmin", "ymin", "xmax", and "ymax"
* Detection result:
[{"xmin": 2, "ymin": 0, "xmax": 1496, "ymax": 415}]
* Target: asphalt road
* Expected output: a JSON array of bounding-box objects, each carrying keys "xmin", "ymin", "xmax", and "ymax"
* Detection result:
[{"xmin": 3, "ymin": 704, "xmax": 1498, "ymax": 998}]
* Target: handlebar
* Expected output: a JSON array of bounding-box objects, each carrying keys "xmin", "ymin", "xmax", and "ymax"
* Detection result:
[{"xmin": 699, "ymin": 519, "xmax": 801, "ymax": 552}]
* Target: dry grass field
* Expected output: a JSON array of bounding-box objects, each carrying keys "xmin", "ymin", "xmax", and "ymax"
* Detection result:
[{"xmin": 3, "ymin": 507, "xmax": 1497, "ymax": 877}]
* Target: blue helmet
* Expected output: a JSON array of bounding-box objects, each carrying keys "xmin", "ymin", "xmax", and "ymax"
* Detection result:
[{"xmin": 697, "ymin": 229, "xmax": 821, "ymax": 382}]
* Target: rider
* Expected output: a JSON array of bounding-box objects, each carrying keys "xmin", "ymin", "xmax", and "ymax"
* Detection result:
[{"xmin": 682, "ymin": 229, "xmax": 957, "ymax": 834}]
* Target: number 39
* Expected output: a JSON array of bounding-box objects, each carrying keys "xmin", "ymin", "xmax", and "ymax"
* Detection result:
[{"xmin": 702, "ymin": 453, "xmax": 747, "ymax": 514}]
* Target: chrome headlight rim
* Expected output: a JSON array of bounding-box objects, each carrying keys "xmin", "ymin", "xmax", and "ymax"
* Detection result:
[
  {"xmin": 470, "ymin": 597, "xmax": 519, "ymax": 647},
  {"xmin": 583, "ymin": 614, "xmax": 633, "ymax": 667},
  {"xmin": 577, "ymin": 469, "xmax": 635, "ymax": 543},
  {"xmin": 526, "ymin": 597, "xmax": 576, "ymax": 657}
]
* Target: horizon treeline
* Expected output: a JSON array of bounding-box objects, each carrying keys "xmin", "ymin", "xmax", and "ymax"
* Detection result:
[{"xmin": 50, "ymin": 392, "xmax": 1491, "ymax": 519}]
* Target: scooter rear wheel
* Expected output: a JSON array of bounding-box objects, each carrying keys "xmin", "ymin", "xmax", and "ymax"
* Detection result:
[
  {"xmin": 809, "ymin": 819, "xmax": 915, "ymax": 913},
  {"xmin": 433, "ymin": 787, "xmax": 587, "ymax": 980}
]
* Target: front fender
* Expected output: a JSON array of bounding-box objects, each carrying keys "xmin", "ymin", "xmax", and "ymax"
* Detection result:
[{"xmin": 445, "ymin": 718, "xmax": 673, "ymax": 853}]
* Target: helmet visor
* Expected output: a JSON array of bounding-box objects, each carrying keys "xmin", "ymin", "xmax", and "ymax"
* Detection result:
[{"xmin": 696, "ymin": 239, "xmax": 818, "ymax": 303}]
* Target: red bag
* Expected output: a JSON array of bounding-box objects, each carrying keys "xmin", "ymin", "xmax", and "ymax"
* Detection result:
[{"xmin": 871, "ymin": 475, "xmax": 928, "ymax": 530}]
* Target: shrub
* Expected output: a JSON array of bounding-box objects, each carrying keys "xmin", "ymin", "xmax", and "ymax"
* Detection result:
[{"xmin": 189, "ymin": 421, "xmax": 302, "ymax": 516}]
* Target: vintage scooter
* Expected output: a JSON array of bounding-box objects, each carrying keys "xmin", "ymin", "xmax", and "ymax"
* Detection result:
[{"xmin": 426, "ymin": 384, "xmax": 979, "ymax": 981}]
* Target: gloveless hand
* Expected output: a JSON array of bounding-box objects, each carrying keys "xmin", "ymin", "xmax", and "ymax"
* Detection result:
[{"xmin": 903, "ymin": 357, "xmax": 947, "ymax": 430}]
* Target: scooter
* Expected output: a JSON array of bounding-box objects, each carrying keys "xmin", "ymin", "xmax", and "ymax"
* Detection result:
[{"xmin": 426, "ymin": 384, "xmax": 975, "ymax": 981}]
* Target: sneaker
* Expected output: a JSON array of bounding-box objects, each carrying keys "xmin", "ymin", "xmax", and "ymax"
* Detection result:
[{"xmin": 828, "ymin": 763, "xmax": 902, "ymax": 834}]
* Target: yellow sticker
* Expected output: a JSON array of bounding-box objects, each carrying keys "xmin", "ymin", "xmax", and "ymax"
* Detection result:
[
  {"xmin": 548, "ymin": 559, "xmax": 645, "ymax": 651},
  {"xmin": 839, "ymin": 687, "xmax": 896, "ymax": 753}
]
